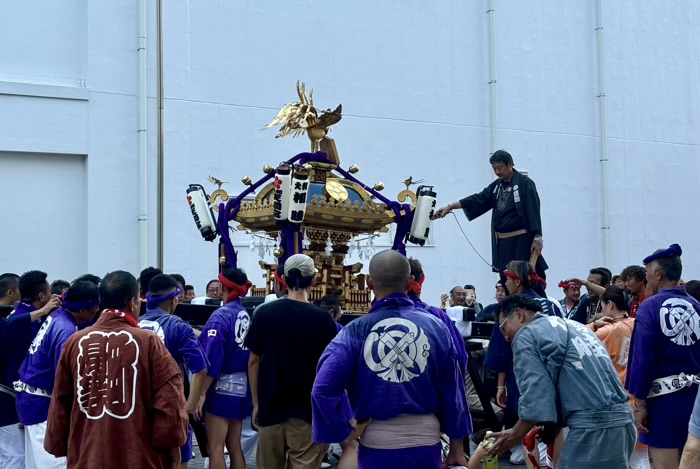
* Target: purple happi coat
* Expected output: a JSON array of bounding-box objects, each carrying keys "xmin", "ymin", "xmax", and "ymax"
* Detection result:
[
  {"xmin": 627, "ymin": 286, "xmax": 700, "ymax": 448},
  {"xmin": 16, "ymin": 307, "xmax": 78, "ymax": 425},
  {"xmin": 312, "ymin": 293, "xmax": 471, "ymax": 469},
  {"xmin": 199, "ymin": 299, "xmax": 252, "ymax": 420}
]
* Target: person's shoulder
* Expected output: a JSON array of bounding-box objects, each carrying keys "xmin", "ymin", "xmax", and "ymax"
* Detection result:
[
  {"xmin": 62, "ymin": 327, "xmax": 88, "ymax": 350},
  {"xmin": 522, "ymin": 314, "xmax": 554, "ymax": 336},
  {"xmin": 250, "ymin": 298, "xmax": 288, "ymax": 323},
  {"xmin": 545, "ymin": 298, "xmax": 562, "ymax": 315},
  {"xmin": 169, "ymin": 314, "xmax": 196, "ymax": 335},
  {"xmin": 391, "ymin": 306, "xmax": 449, "ymax": 336},
  {"xmin": 50, "ymin": 311, "xmax": 75, "ymax": 330},
  {"xmin": 613, "ymin": 318, "xmax": 634, "ymax": 336},
  {"xmin": 594, "ymin": 324, "xmax": 614, "ymax": 341},
  {"xmin": 512, "ymin": 324, "xmax": 538, "ymax": 349},
  {"xmin": 136, "ymin": 327, "xmax": 173, "ymax": 354},
  {"xmin": 252, "ymin": 299, "xmax": 275, "ymax": 317},
  {"xmin": 412, "ymin": 306, "xmax": 448, "ymax": 325},
  {"xmin": 128, "ymin": 325, "xmax": 165, "ymax": 341},
  {"xmin": 516, "ymin": 170, "xmax": 536, "ymax": 186},
  {"xmin": 204, "ymin": 307, "xmax": 229, "ymax": 326},
  {"xmin": 256, "ymin": 297, "xmax": 291, "ymax": 312},
  {"xmin": 425, "ymin": 304, "xmax": 451, "ymax": 322}
]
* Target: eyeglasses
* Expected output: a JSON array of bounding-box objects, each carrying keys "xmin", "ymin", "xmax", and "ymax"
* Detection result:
[{"xmin": 499, "ymin": 308, "xmax": 519, "ymax": 333}]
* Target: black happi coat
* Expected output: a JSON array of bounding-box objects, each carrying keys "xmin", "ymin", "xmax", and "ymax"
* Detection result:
[{"xmin": 459, "ymin": 169, "xmax": 548, "ymax": 273}]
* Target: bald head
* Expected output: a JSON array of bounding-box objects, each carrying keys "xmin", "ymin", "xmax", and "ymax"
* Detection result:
[{"xmin": 368, "ymin": 250, "xmax": 411, "ymax": 294}]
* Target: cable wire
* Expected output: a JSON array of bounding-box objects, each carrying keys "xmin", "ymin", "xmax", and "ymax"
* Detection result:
[{"xmin": 449, "ymin": 212, "xmax": 498, "ymax": 271}]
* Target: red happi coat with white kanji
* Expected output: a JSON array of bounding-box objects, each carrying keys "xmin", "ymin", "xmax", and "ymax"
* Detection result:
[{"xmin": 45, "ymin": 310, "xmax": 188, "ymax": 469}]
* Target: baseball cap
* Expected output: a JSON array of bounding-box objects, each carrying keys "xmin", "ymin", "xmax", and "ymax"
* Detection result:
[{"xmin": 284, "ymin": 254, "xmax": 318, "ymax": 277}]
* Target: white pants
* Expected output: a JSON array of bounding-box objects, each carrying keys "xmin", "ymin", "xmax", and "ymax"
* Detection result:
[
  {"xmin": 25, "ymin": 421, "xmax": 65, "ymax": 469},
  {"xmin": 0, "ymin": 423, "xmax": 25, "ymax": 469}
]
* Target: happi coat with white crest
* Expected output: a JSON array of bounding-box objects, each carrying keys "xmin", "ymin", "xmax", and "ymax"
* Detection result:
[
  {"xmin": 45, "ymin": 310, "xmax": 188, "ymax": 469},
  {"xmin": 16, "ymin": 307, "xmax": 80, "ymax": 426},
  {"xmin": 199, "ymin": 298, "xmax": 252, "ymax": 419},
  {"xmin": 312, "ymin": 293, "xmax": 471, "ymax": 469},
  {"xmin": 626, "ymin": 286, "xmax": 700, "ymax": 449}
]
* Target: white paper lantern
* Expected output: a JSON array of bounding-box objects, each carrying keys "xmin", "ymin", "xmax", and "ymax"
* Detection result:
[
  {"xmin": 287, "ymin": 166, "xmax": 310, "ymax": 223},
  {"xmin": 273, "ymin": 164, "xmax": 292, "ymax": 221},
  {"xmin": 407, "ymin": 186, "xmax": 437, "ymax": 246}
]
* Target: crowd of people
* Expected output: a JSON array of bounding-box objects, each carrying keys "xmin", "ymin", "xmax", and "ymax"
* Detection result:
[
  {"xmin": 1, "ymin": 244, "xmax": 700, "ymax": 469},
  {"xmin": 2, "ymin": 150, "xmax": 700, "ymax": 469}
]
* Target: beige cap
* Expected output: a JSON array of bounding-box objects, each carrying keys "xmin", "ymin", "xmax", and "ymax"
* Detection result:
[{"xmin": 284, "ymin": 254, "xmax": 318, "ymax": 277}]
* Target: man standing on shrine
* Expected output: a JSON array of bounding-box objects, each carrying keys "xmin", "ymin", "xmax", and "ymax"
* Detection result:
[{"xmin": 433, "ymin": 150, "xmax": 547, "ymax": 282}]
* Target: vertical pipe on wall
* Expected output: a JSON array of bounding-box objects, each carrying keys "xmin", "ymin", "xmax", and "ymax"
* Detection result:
[
  {"xmin": 157, "ymin": 0, "xmax": 165, "ymax": 270},
  {"xmin": 596, "ymin": 0, "xmax": 611, "ymax": 267},
  {"xmin": 488, "ymin": 0, "xmax": 499, "ymax": 152},
  {"xmin": 138, "ymin": 0, "xmax": 148, "ymax": 271}
]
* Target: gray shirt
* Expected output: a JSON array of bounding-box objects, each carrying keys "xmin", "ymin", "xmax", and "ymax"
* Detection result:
[{"xmin": 512, "ymin": 313, "xmax": 629, "ymax": 426}]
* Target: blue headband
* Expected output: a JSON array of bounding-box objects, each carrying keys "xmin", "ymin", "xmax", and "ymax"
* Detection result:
[
  {"xmin": 63, "ymin": 300, "xmax": 100, "ymax": 312},
  {"xmin": 145, "ymin": 285, "xmax": 182, "ymax": 308},
  {"xmin": 643, "ymin": 243, "xmax": 683, "ymax": 265}
]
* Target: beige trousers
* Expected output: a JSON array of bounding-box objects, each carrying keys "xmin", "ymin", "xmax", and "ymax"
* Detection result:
[{"xmin": 257, "ymin": 418, "xmax": 328, "ymax": 469}]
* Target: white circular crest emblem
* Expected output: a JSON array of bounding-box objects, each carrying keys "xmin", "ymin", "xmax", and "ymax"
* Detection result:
[
  {"xmin": 363, "ymin": 318, "xmax": 430, "ymax": 383},
  {"xmin": 139, "ymin": 320, "xmax": 166, "ymax": 343},
  {"xmin": 234, "ymin": 311, "xmax": 250, "ymax": 349},
  {"xmin": 660, "ymin": 298, "xmax": 700, "ymax": 346}
]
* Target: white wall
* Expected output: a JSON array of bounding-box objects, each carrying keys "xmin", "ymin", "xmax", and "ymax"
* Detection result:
[{"xmin": 1, "ymin": 1, "xmax": 699, "ymax": 307}]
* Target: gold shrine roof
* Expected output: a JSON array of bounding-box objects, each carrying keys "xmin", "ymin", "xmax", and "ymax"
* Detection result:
[{"xmin": 235, "ymin": 175, "xmax": 395, "ymax": 235}]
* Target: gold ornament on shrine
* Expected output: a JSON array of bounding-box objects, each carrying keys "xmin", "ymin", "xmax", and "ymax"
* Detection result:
[
  {"xmin": 324, "ymin": 180, "xmax": 349, "ymax": 203},
  {"xmin": 265, "ymin": 81, "xmax": 342, "ymax": 153},
  {"xmin": 218, "ymin": 82, "xmax": 426, "ymax": 312}
]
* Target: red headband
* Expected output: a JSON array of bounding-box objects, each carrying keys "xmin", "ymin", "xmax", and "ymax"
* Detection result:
[
  {"xmin": 410, "ymin": 274, "xmax": 425, "ymax": 295},
  {"xmin": 273, "ymin": 270, "xmax": 286, "ymax": 288},
  {"xmin": 218, "ymin": 273, "xmax": 252, "ymax": 303},
  {"xmin": 504, "ymin": 269, "xmax": 547, "ymax": 289},
  {"xmin": 504, "ymin": 270, "xmax": 520, "ymax": 280},
  {"xmin": 558, "ymin": 281, "xmax": 579, "ymax": 290}
]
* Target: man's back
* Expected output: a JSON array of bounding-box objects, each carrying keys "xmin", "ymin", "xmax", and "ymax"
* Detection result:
[
  {"xmin": 45, "ymin": 311, "xmax": 188, "ymax": 469},
  {"xmin": 16, "ymin": 308, "xmax": 77, "ymax": 426},
  {"xmin": 629, "ymin": 286, "xmax": 700, "ymax": 386},
  {"xmin": 312, "ymin": 294, "xmax": 471, "ymax": 444},
  {"xmin": 139, "ymin": 307, "xmax": 207, "ymax": 378},
  {"xmin": 513, "ymin": 314, "xmax": 628, "ymax": 423},
  {"xmin": 627, "ymin": 286, "xmax": 700, "ymax": 448},
  {"xmin": 342, "ymin": 306, "xmax": 462, "ymax": 420},
  {"xmin": 244, "ymin": 298, "xmax": 337, "ymax": 426}
]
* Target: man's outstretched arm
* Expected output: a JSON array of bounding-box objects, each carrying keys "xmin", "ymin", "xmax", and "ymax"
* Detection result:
[{"xmin": 434, "ymin": 185, "xmax": 493, "ymax": 220}]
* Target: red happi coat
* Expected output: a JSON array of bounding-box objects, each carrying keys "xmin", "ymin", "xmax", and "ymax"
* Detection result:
[{"xmin": 45, "ymin": 310, "xmax": 188, "ymax": 469}]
